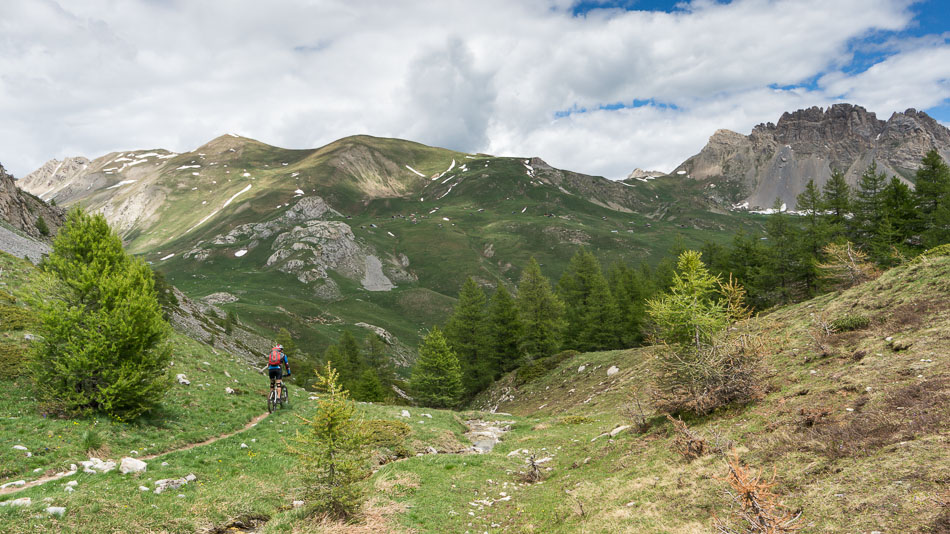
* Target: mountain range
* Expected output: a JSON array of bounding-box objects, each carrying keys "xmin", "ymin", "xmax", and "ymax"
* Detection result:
[{"xmin": 11, "ymin": 102, "xmax": 950, "ymax": 365}]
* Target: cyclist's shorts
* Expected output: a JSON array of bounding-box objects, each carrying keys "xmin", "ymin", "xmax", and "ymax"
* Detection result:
[{"xmin": 269, "ymin": 367, "xmax": 282, "ymax": 384}]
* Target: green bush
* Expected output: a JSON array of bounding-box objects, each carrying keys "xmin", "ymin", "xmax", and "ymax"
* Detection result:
[
  {"xmin": 831, "ymin": 314, "xmax": 871, "ymax": 332},
  {"xmin": 81, "ymin": 429, "xmax": 103, "ymax": 452},
  {"xmin": 35, "ymin": 216, "xmax": 49, "ymax": 236},
  {"xmin": 363, "ymin": 419, "xmax": 412, "ymax": 457},
  {"xmin": 0, "ymin": 304, "xmax": 34, "ymax": 330},
  {"xmin": 34, "ymin": 208, "xmax": 171, "ymax": 419},
  {"xmin": 0, "ymin": 341, "xmax": 30, "ymax": 379},
  {"xmin": 558, "ymin": 415, "xmax": 592, "ymax": 425},
  {"xmin": 515, "ymin": 350, "xmax": 577, "ymax": 386}
]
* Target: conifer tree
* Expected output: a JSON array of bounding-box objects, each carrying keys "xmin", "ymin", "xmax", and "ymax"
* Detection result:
[
  {"xmin": 608, "ymin": 263, "xmax": 653, "ymax": 347},
  {"xmin": 443, "ymin": 277, "xmax": 490, "ymax": 396},
  {"xmin": 487, "ymin": 285, "xmax": 523, "ymax": 376},
  {"xmin": 881, "ymin": 176, "xmax": 916, "ymax": 247},
  {"xmin": 354, "ymin": 368, "xmax": 385, "ymax": 402},
  {"xmin": 36, "ymin": 207, "xmax": 170, "ymax": 419},
  {"xmin": 557, "ymin": 250, "xmax": 619, "ymax": 351},
  {"xmin": 291, "ymin": 362, "xmax": 367, "ymax": 519},
  {"xmin": 363, "ymin": 334, "xmax": 395, "ymax": 392},
  {"xmin": 517, "ymin": 258, "xmax": 565, "ymax": 359},
  {"xmin": 410, "ymin": 327, "xmax": 463, "ymax": 408},
  {"xmin": 914, "ymin": 150, "xmax": 950, "ymax": 246},
  {"xmin": 821, "ymin": 169, "xmax": 851, "ymax": 233},
  {"xmin": 796, "ymin": 180, "xmax": 828, "ymax": 294},
  {"xmin": 338, "ymin": 330, "xmax": 363, "ymax": 387},
  {"xmin": 852, "ymin": 162, "xmax": 888, "ymax": 249},
  {"xmin": 760, "ymin": 199, "xmax": 800, "ymax": 303}
]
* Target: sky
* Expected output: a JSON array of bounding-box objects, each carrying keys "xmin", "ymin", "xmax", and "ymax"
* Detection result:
[{"xmin": 1, "ymin": 0, "xmax": 949, "ymax": 179}]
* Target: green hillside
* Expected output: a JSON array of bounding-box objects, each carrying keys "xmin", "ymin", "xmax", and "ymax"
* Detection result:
[
  {"xmin": 2, "ymin": 246, "xmax": 947, "ymax": 533},
  {"xmin": 27, "ymin": 135, "xmax": 761, "ymax": 371}
]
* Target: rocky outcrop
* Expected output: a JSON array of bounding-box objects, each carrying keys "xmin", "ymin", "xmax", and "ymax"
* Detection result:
[
  {"xmin": 185, "ymin": 196, "xmax": 411, "ymax": 294},
  {"xmin": 676, "ymin": 104, "xmax": 950, "ymax": 209},
  {"xmin": 0, "ymin": 161, "xmax": 65, "ymax": 242}
]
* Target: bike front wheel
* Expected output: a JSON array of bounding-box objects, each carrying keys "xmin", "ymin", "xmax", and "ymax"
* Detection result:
[{"xmin": 267, "ymin": 390, "xmax": 277, "ymax": 413}]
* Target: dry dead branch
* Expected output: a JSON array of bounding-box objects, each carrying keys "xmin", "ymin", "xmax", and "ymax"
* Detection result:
[{"xmin": 713, "ymin": 452, "xmax": 802, "ymax": 534}]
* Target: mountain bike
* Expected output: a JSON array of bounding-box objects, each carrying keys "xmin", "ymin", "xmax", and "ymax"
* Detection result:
[{"xmin": 268, "ymin": 373, "xmax": 290, "ymax": 413}]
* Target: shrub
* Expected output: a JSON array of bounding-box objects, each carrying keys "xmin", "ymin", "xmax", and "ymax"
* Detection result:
[
  {"xmin": 33, "ymin": 208, "xmax": 170, "ymax": 419},
  {"xmin": 290, "ymin": 363, "xmax": 368, "ymax": 520},
  {"xmin": 558, "ymin": 415, "xmax": 592, "ymax": 425},
  {"xmin": 712, "ymin": 452, "xmax": 803, "ymax": 533},
  {"xmin": 362, "ymin": 419, "xmax": 412, "ymax": 458},
  {"xmin": 0, "ymin": 304, "xmax": 34, "ymax": 330},
  {"xmin": 0, "ymin": 341, "xmax": 30, "ymax": 379},
  {"xmin": 35, "ymin": 216, "xmax": 49, "ymax": 236},
  {"xmin": 830, "ymin": 314, "xmax": 870, "ymax": 332},
  {"xmin": 514, "ymin": 350, "xmax": 577, "ymax": 386},
  {"xmin": 81, "ymin": 429, "xmax": 103, "ymax": 452}
]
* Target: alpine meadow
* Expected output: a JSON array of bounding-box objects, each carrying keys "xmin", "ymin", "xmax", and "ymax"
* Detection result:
[{"xmin": 2, "ymin": 2, "xmax": 950, "ymax": 533}]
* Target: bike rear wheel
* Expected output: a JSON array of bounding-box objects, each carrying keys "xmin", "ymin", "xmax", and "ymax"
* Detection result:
[
  {"xmin": 280, "ymin": 386, "xmax": 288, "ymax": 408},
  {"xmin": 267, "ymin": 389, "xmax": 277, "ymax": 413}
]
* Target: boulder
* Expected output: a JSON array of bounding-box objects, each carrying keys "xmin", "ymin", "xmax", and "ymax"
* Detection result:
[
  {"xmin": 119, "ymin": 457, "xmax": 147, "ymax": 474},
  {"xmin": 400, "ymin": 410, "xmax": 411, "ymax": 418},
  {"xmin": 46, "ymin": 506, "xmax": 65, "ymax": 517},
  {"xmin": 225, "ymin": 387, "xmax": 235, "ymax": 394},
  {"xmin": 0, "ymin": 497, "xmax": 31, "ymax": 507},
  {"xmin": 577, "ymin": 365, "xmax": 586, "ymax": 373},
  {"xmin": 0, "ymin": 480, "xmax": 25, "ymax": 489},
  {"xmin": 80, "ymin": 458, "xmax": 116, "ymax": 474},
  {"xmin": 176, "ymin": 374, "xmax": 190, "ymax": 386},
  {"xmin": 607, "ymin": 366, "xmax": 620, "ymax": 376}
]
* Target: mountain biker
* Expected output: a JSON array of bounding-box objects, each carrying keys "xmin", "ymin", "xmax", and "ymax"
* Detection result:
[{"xmin": 266, "ymin": 344, "xmax": 290, "ymax": 398}]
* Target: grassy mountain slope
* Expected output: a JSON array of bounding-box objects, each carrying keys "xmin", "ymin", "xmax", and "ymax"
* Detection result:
[
  {"xmin": 21, "ymin": 135, "xmax": 761, "ymax": 369},
  {"xmin": 1, "ymin": 245, "xmax": 947, "ymax": 533}
]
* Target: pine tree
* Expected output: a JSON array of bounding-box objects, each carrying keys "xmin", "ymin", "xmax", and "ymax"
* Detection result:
[
  {"xmin": 557, "ymin": 250, "xmax": 619, "ymax": 351},
  {"xmin": 410, "ymin": 327, "xmax": 463, "ymax": 408},
  {"xmin": 516, "ymin": 258, "xmax": 565, "ymax": 359},
  {"xmin": 276, "ymin": 327, "xmax": 296, "ymax": 357},
  {"xmin": 363, "ymin": 334, "xmax": 395, "ymax": 392},
  {"xmin": 487, "ymin": 285, "xmax": 523, "ymax": 376},
  {"xmin": 821, "ymin": 169, "xmax": 851, "ymax": 234},
  {"xmin": 354, "ymin": 368, "xmax": 385, "ymax": 402},
  {"xmin": 443, "ymin": 277, "xmax": 490, "ymax": 396},
  {"xmin": 760, "ymin": 199, "xmax": 801, "ymax": 303},
  {"xmin": 646, "ymin": 250, "xmax": 728, "ymax": 349},
  {"xmin": 881, "ymin": 176, "xmax": 916, "ymax": 241},
  {"xmin": 337, "ymin": 330, "xmax": 363, "ymax": 387},
  {"xmin": 796, "ymin": 180, "xmax": 828, "ymax": 294},
  {"xmin": 35, "ymin": 215, "xmax": 50, "ymax": 236},
  {"xmin": 35, "ymin": 207, "xmax": 170, "ymax": 419},
  {"xmin": 290, "ymin": 363, "xmax": 367, "ymax": 519},
  {"xmin": 851, "ymin": 162, "xmax": 888, "ymax": 250},
  {"xmin": 914, "ymin": 150, "xmax": 950, "ymax": 247},
  {"xmin": 608, "ymin": 263, "xmax": 653, "ymax": 347}
]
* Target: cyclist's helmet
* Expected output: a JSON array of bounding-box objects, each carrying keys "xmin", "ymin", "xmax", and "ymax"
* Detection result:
[{"xmin": 276, "ymin": 344, "xmax": 283, "ymax": 350}]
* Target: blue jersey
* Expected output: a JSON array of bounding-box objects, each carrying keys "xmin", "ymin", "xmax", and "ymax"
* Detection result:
[{"xmin": 268, "ymin": 351, "xmax": 288, "ymax": 369}]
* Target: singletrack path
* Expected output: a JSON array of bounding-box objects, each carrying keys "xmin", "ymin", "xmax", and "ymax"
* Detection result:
[{"xmin": 0, "ymin": 412, "xmax": 269, "ymax": 496}]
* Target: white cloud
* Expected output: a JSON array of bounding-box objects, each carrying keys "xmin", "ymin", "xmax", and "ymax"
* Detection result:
[{"xmin": 0, "ymin": 0, "xmax": 946, "ymax": 180}]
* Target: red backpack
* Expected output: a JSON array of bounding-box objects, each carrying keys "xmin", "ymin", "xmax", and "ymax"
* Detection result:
[{"xmin": 268, "ymin": 347, "xmax": 282, "ymax": 366}]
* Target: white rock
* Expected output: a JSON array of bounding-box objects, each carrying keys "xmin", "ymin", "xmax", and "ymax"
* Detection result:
[
  {"xmin": 139, "ymin": 486, "xmax": 149, "ymax": 491},
  {"xmin": 7, "ymin": 497, "xmax": 31, "ymax": 507},
  {"xmin": 33, "ymin": 468, "xmax": 43, "ymax": 473},
  {"xmin": 400, "ymin": 410, "xmax": 411, "ymax": 418},
  {"xmin": 177, "ymin": 494, "xmax": 186, "ymax": 498},
  {"xmin": 421, "ymin": 413, "xmax": 433, "ymax": 418},
  {"xmin": 80, "ymin": 457, "xmax": 116, "ymax": 474},
  {"xmin": 0, "ymin": 480, "xmax": 25, "ymax": 489},
  {"xmin": 12, "ymin": 445, "xmax": 28, "ymax": 451},
  {"xmin": 185, "ymin": 473, "xmax": 197, "ymax": 482},
  {"xmin": 577, "ymin": 365, "xmax": 586, "ymax": 373},
  {"xmin": 241, "ymin": 443, "xmax": 248, "ymax": 449},
  {"xmin": 176, "ymin": 374, "xmax": 190, "ymax": 386},
  {"xmin": 65, "ymin": 481, "xmax": 78, "ymax": 487},
  {"xmin": 64, "ymin": 486, "xmax": 74, "ymax": 493},
  {"xmin": 161, "ymin": 462, "xmax": 169, "ymax": 467},
  {"xmin": 606, "ymin": 366, "xmax": 620, "ymax": 376},
  {"xmin": 292, "ymin": 500, "xmax": 305, "ymax": 508},
  {"xmin": 225, "ymin": 387, "xmax": 235, "ymax": 394},
  {"xmin": 46, "ymin": 506, "xmax": 65, "ymax": 517},
  {"xmin": 609, "ymin": 425, "xmax": 631, "ymax": 437},
  {"xmin": 120, "ymin": 457, "xmax": 147, "ymax": 474}
]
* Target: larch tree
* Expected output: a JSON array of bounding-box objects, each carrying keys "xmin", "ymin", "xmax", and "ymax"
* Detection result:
[{"xmin": 517, "ymin": 258, "xmax": 565, "ymax": 359}]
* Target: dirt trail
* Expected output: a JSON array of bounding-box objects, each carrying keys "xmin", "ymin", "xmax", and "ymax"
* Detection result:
[{"xmin": 0, "ymin": 412, "xmax": 269, "ymax": 496}]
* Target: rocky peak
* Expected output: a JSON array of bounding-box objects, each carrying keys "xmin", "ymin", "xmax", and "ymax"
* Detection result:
[
  {"xmin": 678, "ymin": 103, "xmax": 950, "ymax": 210},
  {"xmin": 0, "ymin": 161, "xmax": 66, "ymax": 241}
]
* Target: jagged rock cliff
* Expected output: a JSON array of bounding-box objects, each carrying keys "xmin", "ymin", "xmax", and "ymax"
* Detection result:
[
  {"xmin": 676, "ymin": 104, "xmax": 950, "ymax": 209},
  {"xmin": 0, "ymin": 162, "xmax": 65, "ymax": 241}
]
